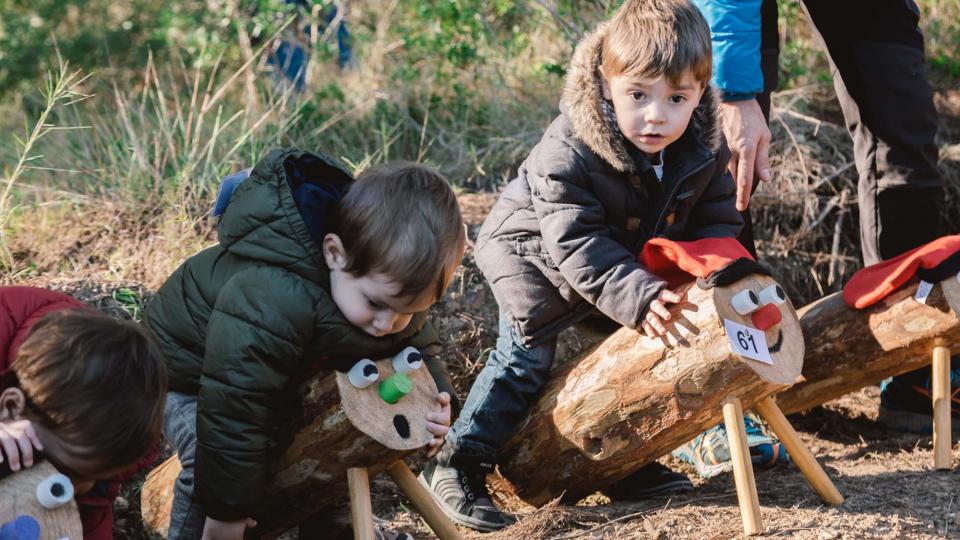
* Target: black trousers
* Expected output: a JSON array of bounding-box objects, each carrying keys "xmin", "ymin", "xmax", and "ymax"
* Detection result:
[{"xmin": 739, "ymin": 0, "xmax": 944, "ymax": 266}]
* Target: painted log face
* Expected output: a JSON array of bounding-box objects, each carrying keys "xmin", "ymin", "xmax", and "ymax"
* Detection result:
[
  {"xmin": 498, "ymin": 275, "xmax": 804, "ymax": 506},
  {"xmin": 0, "ymin": 461, "xmax": 83, "ymax": 540},
  {"xmin": 142, "ymin": 349, "xmax": 439, "ymax": 538},
  {"xmin": 777, "ymin": 277, "xmax": 960, "ymax": 414}
]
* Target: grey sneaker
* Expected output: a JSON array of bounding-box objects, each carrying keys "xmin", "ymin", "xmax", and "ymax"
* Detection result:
[{"xmin": 417, "ymin": 446, "xmax": 513, "ymax": 532}]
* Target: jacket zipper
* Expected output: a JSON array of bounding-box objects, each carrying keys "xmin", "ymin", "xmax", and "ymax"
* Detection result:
[{"xmin": 652, "ymin": 155, "xmax": 715, "ymax": 235}]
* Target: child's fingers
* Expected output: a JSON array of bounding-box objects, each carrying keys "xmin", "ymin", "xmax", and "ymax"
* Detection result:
[
  {"xmin": 15, "ymin": 435, "xmax": 33, "ymax": 467},
  {"xmin": 660, "ymin": 289, "xmax": 683, "ymax": 304},
  {"xmin": 645, "ymin": 313, "xmax": 667, "ymax": 336},
  {"xmin": 426, "ymin": 421, "xmax": 450, "ymax": 437},
  {"xmin": 0, "ymin": 433, "xmax": 21, "ymax": 471},
  {"xmin": 436, "ymin": 392, "xmax": 451, "ymax": 407},
  {"xmin": 24, "ymin": 422, "xmax": 42, "ymax": 451},
  {"xmin": 648, "ymin": 300, "xmax": 672, "ymax": 321}
]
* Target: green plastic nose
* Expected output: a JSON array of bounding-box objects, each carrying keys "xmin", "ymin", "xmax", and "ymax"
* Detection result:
[{"xmin": 379, "ymin": 372, "xmax": 413, "ymax": 404}]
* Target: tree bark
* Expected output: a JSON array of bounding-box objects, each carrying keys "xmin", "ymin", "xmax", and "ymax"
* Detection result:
[
  {"xmin": 498, "ymin": 275, "xmax": 805, "ymax": 506},
  {"xmin": 142, "ymin": 357, "xmax": 439, "ymax": 538},
  {"xmin": 776, "ymin": 277, "xmax": 960, "ymax": 415}
]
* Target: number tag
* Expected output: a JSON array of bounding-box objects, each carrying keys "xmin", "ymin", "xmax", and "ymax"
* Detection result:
[
  {"xmin": 915, "ymin": 280, "xmax": 934, "ymax": 304},
  {"xmin": 723, "ymin": 319, "xmax": 773, "ymax": 365}
]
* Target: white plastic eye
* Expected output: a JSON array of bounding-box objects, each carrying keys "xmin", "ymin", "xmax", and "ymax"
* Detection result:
[
  {"xmin": 392, "ymin": 346, "xmax": 423, "ymax": 374},
  {"xmin": 348, "ymin": 359, "xmax": 379, "ymax": 389},
  {"xmin": 36, "ymin": 472, "xmax": 74, "ymax": 509},
  {"xmin": 731, "ymin": 289, "xmax": 761, "ymax": 315},
  {"xmin": 758, "ymin": 284, "xmax": 786, "ymax": 305}
]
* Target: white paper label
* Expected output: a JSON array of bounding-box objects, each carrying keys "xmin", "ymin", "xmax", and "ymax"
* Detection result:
[
  {"xmin": 915, "ymin": 280, "xmax": 934, "ymax": 304},
  {"xmin": 723, "ymin": 319, "xmax": 773, "ymax": 365}
]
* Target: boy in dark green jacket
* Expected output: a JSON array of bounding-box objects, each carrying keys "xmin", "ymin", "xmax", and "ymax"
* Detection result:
[{"xmin": 146, "ymin": 148, "xmax": 465, "ymax": 539}]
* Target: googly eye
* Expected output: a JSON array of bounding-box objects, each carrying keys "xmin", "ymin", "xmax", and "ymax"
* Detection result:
[
  {"xmin": 348, "ymin": 358, "xmax": 379, "ymax": 389},
  {"xmin": 758, "ymin": 284, "xmax": 786, "ymax": 306},
  {"xmin": 36, "ymin": 472, "xmax": 74, "ymax": 509},
  {"xmin": 731, "ymin": 289, "xmax": 761, "ymax": 315},
  {"xmin": 393, "ymin": 346, "xmax": 423, "ymax": 374}
]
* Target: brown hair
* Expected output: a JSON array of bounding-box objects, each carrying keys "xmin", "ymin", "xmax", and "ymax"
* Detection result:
[
  {"xmin": 12, "ymin": 310, "xmax": 167, "ymax": 468},
  {"xmin": 601, "ymin": 0, "xmax": 712, "ymax": 85},
  {"xmin": 329, "ymin": 162, "xmax": 464, "ymax": 300}
]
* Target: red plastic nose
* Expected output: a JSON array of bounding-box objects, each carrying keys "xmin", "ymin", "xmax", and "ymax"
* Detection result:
[{"xmin": 751, "ymin": 303, "xmax": 782, "ymax": 331}]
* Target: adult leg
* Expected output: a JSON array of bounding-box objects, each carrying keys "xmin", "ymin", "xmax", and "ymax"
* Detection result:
[
  {"xmin": 803, "ymin": 0, "xmax": 951, "ymax": 426},
  {"xmin": 801, "ymin": 0, "xmax": 943, "ymax": 266}
]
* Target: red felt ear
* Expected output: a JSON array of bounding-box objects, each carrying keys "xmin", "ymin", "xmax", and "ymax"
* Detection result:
[
  {"xmin": 843, "ymin": 235, "xmax": 960, "ymax": 309},
  {"xmin": 640, "ymin": 237, "xmax": 754, "ymax": 287},
  {"xmin": 751, "ymin": 304, "xmax": 782, "ymax": 331}
]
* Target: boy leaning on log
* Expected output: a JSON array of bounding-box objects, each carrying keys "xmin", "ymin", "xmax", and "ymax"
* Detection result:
[
  {"xmin": 419, "ymin": 0, "xmax": 788, "ymax": 531},
  {"xmin": 144, "ymin": 149, "xmax": 466, "ymax": 540}
]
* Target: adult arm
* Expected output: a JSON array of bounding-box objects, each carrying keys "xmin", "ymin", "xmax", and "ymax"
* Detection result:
[{"xmin": 692, "ymin": 0, "xmax": 771, "ymax": 210}]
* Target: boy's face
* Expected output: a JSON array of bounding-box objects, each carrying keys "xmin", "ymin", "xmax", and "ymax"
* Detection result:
[
  {"xmin": 601, "ymin": 69, "xmax": 705, "ymax": 158},
  {"xmin": 323, "ymin": 233, "xmax": 464, "ymax": 337}
]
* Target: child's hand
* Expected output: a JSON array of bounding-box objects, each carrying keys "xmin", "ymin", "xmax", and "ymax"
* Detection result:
[
  {"xmin": 0, "ymin": 419, "xmax": 43, "ymax": 472},
  {"xmin": 425, "ymin": 392, "xmax": 452, "ymax": 457},
  {"xmin": 642, "ymin": 289, "xmax": 685, "ymax": 337},
  {"xmin": 201, "ymin": 516, "xmax": 257, "ymax": 540}
]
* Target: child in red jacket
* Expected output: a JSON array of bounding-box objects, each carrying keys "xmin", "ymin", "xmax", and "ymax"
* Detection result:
[{"xmin": 0, "ymin": 286, "xmax": 167, "ymax": 540}]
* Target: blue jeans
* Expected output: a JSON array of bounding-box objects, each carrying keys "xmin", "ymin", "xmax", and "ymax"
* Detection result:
[
  {"xmin": 164, "ymin": 392, "xmax": 206, "ymax": 540},
  {"xmin": 446, "ymin": 313, "xmax": 558, "ymax": 459}
]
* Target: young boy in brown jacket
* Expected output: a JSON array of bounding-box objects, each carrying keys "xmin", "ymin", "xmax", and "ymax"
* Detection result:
[{"xmin": 420, "ymin": 0, "xmax": 746, "ymax": 531}]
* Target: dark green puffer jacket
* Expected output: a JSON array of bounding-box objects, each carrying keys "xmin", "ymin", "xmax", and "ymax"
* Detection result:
[{"xmin": 146, "ymin": 148, "xmax": 443, "ymax": 520}]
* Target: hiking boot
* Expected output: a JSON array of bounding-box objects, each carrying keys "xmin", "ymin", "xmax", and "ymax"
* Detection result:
[
  {"xmin": 672, "ymin": 413, "xmax": 790, "ymax": 478},
  {"xmin": 879, "ymin": 368, "xmax": 960, "ymax": 433},
  {"xmin": 604, "ymin": 462, "xmax": 693, "ymax": 500},
  {"xmin": 418, "ymin": 445, "xmax": 513, "ymax": 532}
]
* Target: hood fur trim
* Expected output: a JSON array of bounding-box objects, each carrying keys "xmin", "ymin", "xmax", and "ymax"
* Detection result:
[{"xmin": 561, "ymin": 22, "xmax": 722, "ymax": 173}]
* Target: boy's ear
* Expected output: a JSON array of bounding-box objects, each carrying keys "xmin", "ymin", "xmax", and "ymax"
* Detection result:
[
  {"xmin": 322, "ymin": 233, "xmax": 349, "ymax": 271},
  {"xmin": 599, "ymin": 67, "xmax": 613, "ymax": 101},
  {"xmin": 0, "ymin": 387, "xmax": 26, "ymax": 421}
]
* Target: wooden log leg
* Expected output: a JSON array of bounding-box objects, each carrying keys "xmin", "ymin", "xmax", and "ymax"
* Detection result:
[
  {"xmin": 721, "ymin": 396, "xmax": 763, "ymax": 536},
  {"xmin": 347, "ymin": 468, "xmax": 376, "ymax": 540},
  {"xmin": 386, "ymin": 461, "xmax": 464, "ymax": 540},
  {"xmin": 754, "ymin": 397, "xmax": 844, "ymax": 505},
  {"xmin": 933, "ymin": 346, "xmax": 953, "ymax": 470}
]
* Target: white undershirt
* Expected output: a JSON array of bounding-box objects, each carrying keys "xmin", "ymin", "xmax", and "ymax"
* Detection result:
[{"xmin": 651, "ymin": 150, "xmax": 665, "ymax": 181}]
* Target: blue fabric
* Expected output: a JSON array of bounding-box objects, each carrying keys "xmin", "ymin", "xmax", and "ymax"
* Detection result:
[
  {"xmin": 212, "ymin": 153, "xmax": 352, "ymax": 247},
  {"xmin": 691, "ymin": 0, "xmax": 764, "ymax": 100},
  {"xmin": 446, "ymin": 312, "xmax": 558, "ymax": 459},
  {"xmin": 268, "ymin": 3, "xmax": 353, "ymax": 91},
  {"xmin": 211, "ymin": 169, "xmax": 252, "ymax": 217},
  {"xmin": 283, "ymin": 152, "xmax": 353, "ymax": 245}
]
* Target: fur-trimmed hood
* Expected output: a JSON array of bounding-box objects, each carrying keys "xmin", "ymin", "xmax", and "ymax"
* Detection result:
[{"xmin": 561, "ymin": 21, "xmax": 722, "ymax": 173}]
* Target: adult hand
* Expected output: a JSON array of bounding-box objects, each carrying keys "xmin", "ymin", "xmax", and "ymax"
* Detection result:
[
  {"xmin": 719, "ymin": 98, "xmax": 772, "ymax": 211},
  {"xmin": 201, "ymin": 517, "xmax": 258, "ymax": 540},
  {"xmin": 425, "ymin": 391, "xmax": 452, "ymax": 457}
]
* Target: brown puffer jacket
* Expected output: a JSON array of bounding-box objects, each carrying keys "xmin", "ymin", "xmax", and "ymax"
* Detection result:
[{"xmin": 476, "ymin": 22, "xmax": 743, "ymax": 347}]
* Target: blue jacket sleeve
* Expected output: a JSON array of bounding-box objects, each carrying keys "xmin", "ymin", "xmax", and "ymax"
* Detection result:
[{"xmin": 691, "ymin": 0, "xmax": 764, "ymax": 101}]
